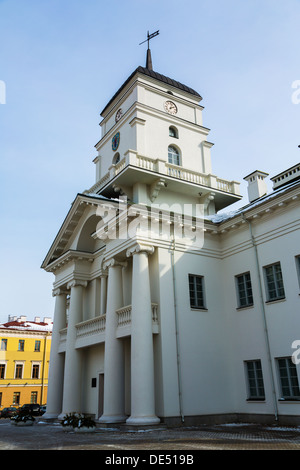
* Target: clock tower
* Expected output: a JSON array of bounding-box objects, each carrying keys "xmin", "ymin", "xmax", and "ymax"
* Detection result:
[{"xmin": 87, "ymin": 50, "xmax": 241, "ymax": 214}]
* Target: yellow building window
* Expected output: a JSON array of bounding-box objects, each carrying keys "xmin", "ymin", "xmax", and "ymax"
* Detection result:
[
  {"xmin": 0, "ymin": 364, "xmax": 5, "ymax": 379},
  {"xmin": 32, "ymin": 364, "xmax": 39, "ymax": 379},
  {"xmin": 15, "ymin": 364, "xmax": 23, "ymax": 379},
  {"xmin": 13, "ymin": 392, "xmax": 20, "ymax": 406}
]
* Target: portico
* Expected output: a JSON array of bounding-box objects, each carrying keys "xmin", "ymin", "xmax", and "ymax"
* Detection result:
[{"xmin": 43, "ymin": 225, "xmax": 161, "ymax": 423}]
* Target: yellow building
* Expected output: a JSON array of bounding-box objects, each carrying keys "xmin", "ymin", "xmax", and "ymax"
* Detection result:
[{"xmin": 0, "ymin": 316, "xmax": 52, "ymax": 410}]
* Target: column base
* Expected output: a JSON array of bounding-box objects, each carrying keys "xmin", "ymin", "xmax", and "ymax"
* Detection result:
[
  {"xmin": 42, "ymin": 412, "xmax": 60, "ymax": 421},
  {"xmin": 126, "ymin": 415, "xmax": 160, "ymax": 426},
  {"xmin": 98, "ymin": 414, "xmax": 127, "ymax": 424}
]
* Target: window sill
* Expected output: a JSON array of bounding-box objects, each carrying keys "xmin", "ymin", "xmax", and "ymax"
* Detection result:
[
  {"xmin": 236, "ymin": 304, "xmax": 254, "ymax": 311},
  {"xmin": 278, "ymin": 398, "xmax": 300, "ymax": 402},
  {"xmin": 265, "ymin": 297, "xmax": 286, "ymax": 305},
  {"xmin": 190, "ymin": 307, "xmax": 208, "ymax": 312},
  {"xmin": 246, "ymin": 398, "xmax": 265, "ymax": 402}
]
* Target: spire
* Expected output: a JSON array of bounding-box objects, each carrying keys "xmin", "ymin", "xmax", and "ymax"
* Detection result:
[
  {"xmin": 146, "ymin": 47, "xmax": 153, "ymax": 70},
  {"xmin": 139, "ymin": 30, "xmax": 159, "ymax": 71}
]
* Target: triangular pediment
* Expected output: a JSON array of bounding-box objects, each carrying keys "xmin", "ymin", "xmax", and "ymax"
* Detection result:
[{"xmin": 41, "ymin": 193, "xmax": 112, "ymax": 270}]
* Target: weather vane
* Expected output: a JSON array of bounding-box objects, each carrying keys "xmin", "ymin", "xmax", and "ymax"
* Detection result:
[
  {"xmin": 139, "ymin": 30, "xmax": 160, "ymax": 49},
  {"xmin": 139, "ymin": 30, "xmax": 159, "ymax": 70}
]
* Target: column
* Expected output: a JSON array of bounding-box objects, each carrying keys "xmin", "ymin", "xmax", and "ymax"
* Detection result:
[
  {"xmin": 99, "ymin": 258, "xmax": 127, "ymax": 423},
  {"xmin": 43, "ymin": 288, "xmax": 67, "ymax": 420},
  {"xmin": 100, "ymin": 272, "xmax": 108, "ymax": 315},
  {"xmin": 126, "ymin": 244, "xmax": 160, "ymax": 425},
  {"xmin": 58, "ymin": 279, "xmax": 87, "ymax": 419}
]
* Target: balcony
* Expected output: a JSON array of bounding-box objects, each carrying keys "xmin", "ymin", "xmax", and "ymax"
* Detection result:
[
  {"xmin": 88, "ymin": 151, "xmax": 240, "ymax": 196},
  {"xmin": 58, "ymin": 303, "xmax": 159, "ymax": 350},
  {"xmin": 86, "ymin": 151, "xmax": 241, "ymax": 211}
]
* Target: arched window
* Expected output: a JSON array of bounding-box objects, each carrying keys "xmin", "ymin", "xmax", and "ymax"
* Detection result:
[
  {"xmin": 168, "ymin": 145, "xmax": 180, "ymax": 166},
  {"xmin": 169, "ymin": 126, "xmax": 178, "ymax": 138},
  {"xmin": 112, "ymin": 152, "xmax": 120, "ymax": 165}
]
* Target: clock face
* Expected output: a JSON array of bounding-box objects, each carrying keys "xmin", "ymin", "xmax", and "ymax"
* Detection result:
[
  {"xmin": 164, "ymin": 100, "xmax": 177, "ymax": 115},
  {"xmin": 115, "ymin": 108, "xmax": 123, "ymax": 123},
  {"xmin": 112, "ymin": 132, "xmax": 120, "ymax": 151}
]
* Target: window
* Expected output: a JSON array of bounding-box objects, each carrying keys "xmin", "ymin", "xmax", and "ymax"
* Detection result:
[
  {"xmin": 245, "ymin": 360, "xmax": 265, "ymax": 400},
  {"xmin": 168, "ymin": 145, "xmax": 180, "ymax": 166},
  {"xmin": 112, "ymin": 152, "xmax": 120, "ymax": 165},
  {"xmin": 1, "ymin": 339, "xmax": 7, "ymax": 351},
  {"xmin": 32, "ymin": 364, "xmax": 39, "ymax": 379},
  {"xmin": 15, "ymin": 364, "xmax": 23, "ymax": 379},
  {"xmin": 264, "ymin": 262, "xmax": 285, "ymax": 301},
  {"xmin": 34, "ymin": 340, "xmax": 41, "ymax": 352},
  {"xmin": 277, "ymin": 357, "xmax": 300, "ymax": 400},
  {"xmin": 18, "ymin": 340, "xmax": 25, "ymax": 351},
  {"xmin": 236, "ymin": 272, "xmax": 253, "ymax": 308},
  {"xmin": 0, "ymin": 364, "xmax": 6, "ymax": 379},
  {"xmin": 31, "ymin": 392, "xmax": 38, "ymax": 404},
  {"xmin": 13, "ymin": 392, "xmax": 20, "ymax": 406},
  {"xmin": 169, "ymin": 126, "xmax": 178, "ymax": 138},
  {"xmin": 189, "ymin": 274, "xmax": 206, "ymax": 309}
]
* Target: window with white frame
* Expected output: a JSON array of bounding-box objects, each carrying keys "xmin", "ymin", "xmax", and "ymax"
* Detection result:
[
  {"xmin": 245, "ymin": 360, "xmax": 265, "ymax": 400},
  {"xmin": 0, "ymin": 363, "xmax": 6, "ymax": 379},
  {"xmin": 277, "ymin": 357, "xmax": 300, "ymax": 400},
  {"xmin": 236, "ymin": 272, "xmax": 253, "ymax": 308},
  {"xmin": 15, "ymin": 363, "xmax": 23, "ymax": 379},
  {"xmin": 188, "ymin": 274, "xmax": 206, "ymax": 309},
  {"xmin": 168, "ymin": 145, "xmax": 180, "ymax": 166},
  {"xmin": 32, "ymin": 364, "xmax": 40, "ymax": 379},
  {"xmin": 263, "ymin": 262, "xmax": 285, "ymax": 301}
]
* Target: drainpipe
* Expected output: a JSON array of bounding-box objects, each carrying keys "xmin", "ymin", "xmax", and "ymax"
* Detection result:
[
  {"xmin": 41, "ymin": 332, "xmax": 48, "ymax": 406},
  {"xmin": 170, "ymin": 236, "xmax": 184, "ymax": 423},
  {"xmin": 242, "ymin": 214, "xmax": 279, "ymax": 421}
]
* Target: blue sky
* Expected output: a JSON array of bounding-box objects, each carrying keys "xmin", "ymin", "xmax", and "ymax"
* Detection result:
[{"xmin": 0, "ymin": 0, "xmax": 299, "ymax": 323}]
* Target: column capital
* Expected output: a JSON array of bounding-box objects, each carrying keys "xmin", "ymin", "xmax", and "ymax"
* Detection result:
[
  {"xmin": 67, "ymin": 280, "xmax": 88, "ymax": 290},
  {"xmin": 126, "ymin": 243, "xmax": 155, "ymax": 258},
  {"xmin": 103, "ymin": 258, "xmax": 127, "ymax": 270},
  {"xmin": 52, "ymin": 288, "xmax": 68, "ymax": 297}
]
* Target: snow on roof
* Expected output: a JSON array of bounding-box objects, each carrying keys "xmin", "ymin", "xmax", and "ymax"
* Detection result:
[
  {"xmin": 206, "ymin": 177, "xmax": 300, "ymax": 224},
  {"xmin": 0, "ymin": 320, "xmax": 52, "ymax": 332}
]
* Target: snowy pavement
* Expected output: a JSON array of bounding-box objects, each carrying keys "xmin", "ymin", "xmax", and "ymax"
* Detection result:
[{"xmin": 1, "ymin": 419, "xmax": 300, "ymax": 452}]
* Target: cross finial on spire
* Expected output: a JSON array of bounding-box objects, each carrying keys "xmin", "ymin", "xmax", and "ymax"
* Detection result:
[{"xmin": 139, "ymin": 30, "xmax": 159, "ymax": 70}]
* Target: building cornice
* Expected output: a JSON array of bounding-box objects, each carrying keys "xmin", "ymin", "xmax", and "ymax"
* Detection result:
[{"xmin": 205, "ymin": 181, "xmax": 300, "ymax": 235}]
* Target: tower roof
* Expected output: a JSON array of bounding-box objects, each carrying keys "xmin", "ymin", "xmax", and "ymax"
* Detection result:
[{"xmin": 100, "ymin": 65, "xmax": 202, "ymax": 116}]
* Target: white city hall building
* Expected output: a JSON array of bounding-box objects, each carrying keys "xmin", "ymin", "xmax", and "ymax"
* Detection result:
[{"xmin": 42, "ymin": 49, "xmax": 300, "ymax": 426}]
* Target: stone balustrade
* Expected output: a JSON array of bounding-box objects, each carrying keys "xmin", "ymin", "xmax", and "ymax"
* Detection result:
[{"xmin": 86, "ymin": 152, "xmax": 240, "ymax": 196}]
